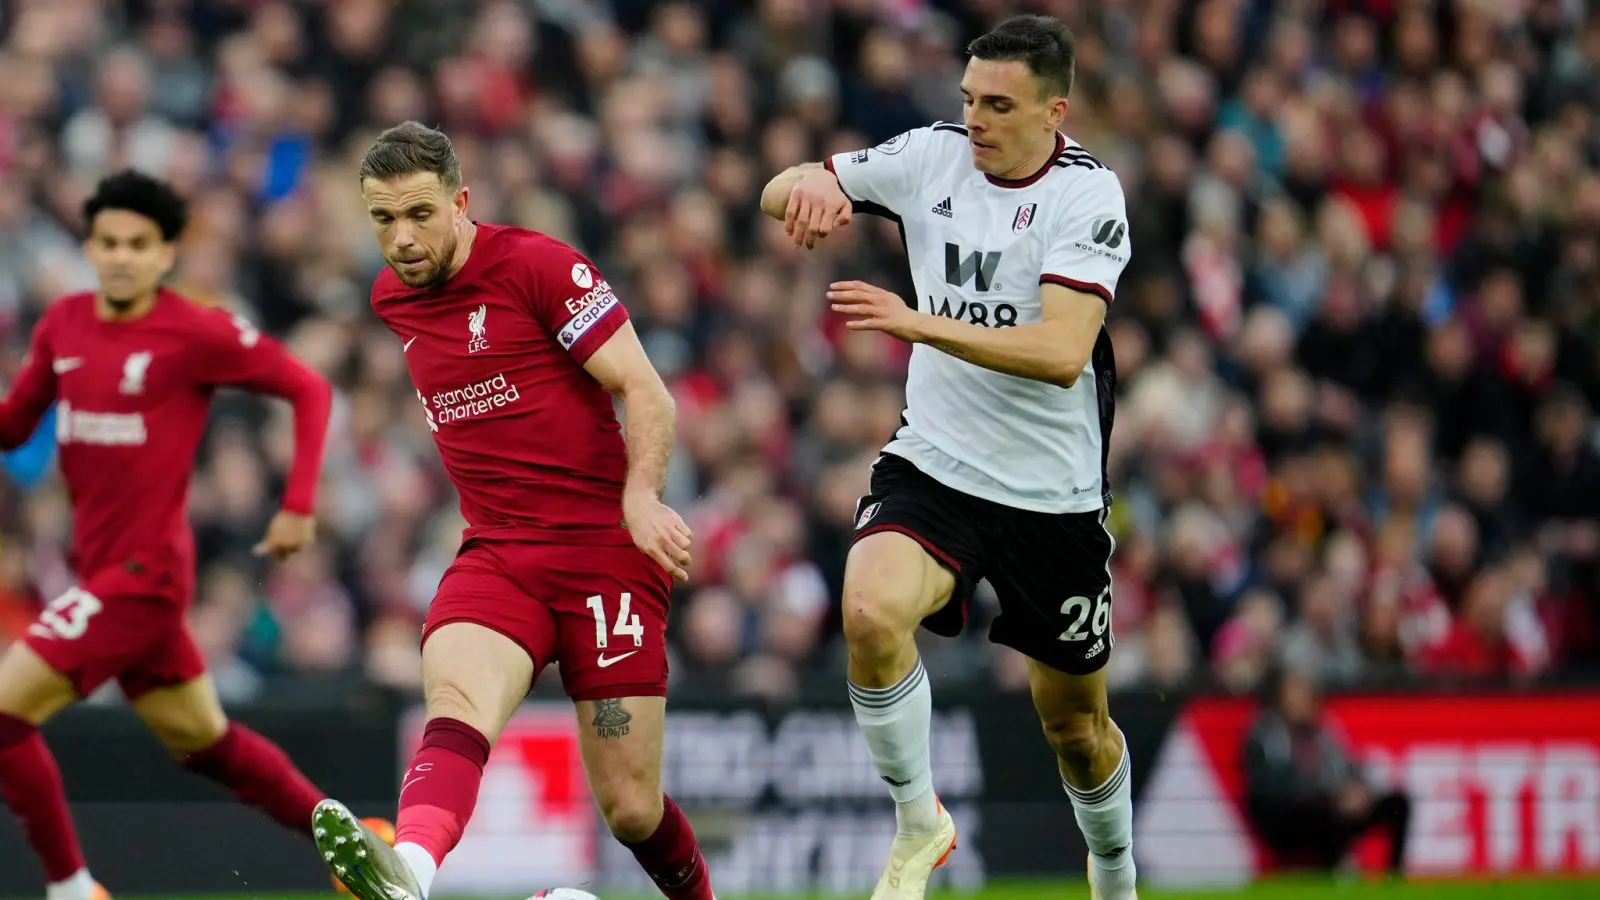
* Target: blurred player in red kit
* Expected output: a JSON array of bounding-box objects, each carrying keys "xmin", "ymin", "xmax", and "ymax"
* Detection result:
[
  {"xmin": 310, "ymin": 121, "xmax": 712, "ymax": 900},
  {"xmin": 0, "ymin": 171, "xmax": 387, "ymax": 900}
]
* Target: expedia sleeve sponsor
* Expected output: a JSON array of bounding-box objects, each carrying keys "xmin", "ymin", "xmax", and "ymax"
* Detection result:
[{"xmin": 558, "ymin": 281, "xmax": 621, "ymax": 350}]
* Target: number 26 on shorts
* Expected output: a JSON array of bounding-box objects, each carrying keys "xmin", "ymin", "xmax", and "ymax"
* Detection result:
[
  {"xmin": 586, "ymin": 593, "xmax": 645, "ymax": 649},
  {"xmin": 1058, "ymin": 585, "xmax": 1111, "ymax": 643},
  {"xmin": 30, "ymin": 587, "xmax": 105, "ymax": 641}
]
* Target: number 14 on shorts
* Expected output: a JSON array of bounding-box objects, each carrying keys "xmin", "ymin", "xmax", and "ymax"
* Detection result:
[{"xmin": 586, "ymin": 593, "xmax": 645, "ymax": 650}]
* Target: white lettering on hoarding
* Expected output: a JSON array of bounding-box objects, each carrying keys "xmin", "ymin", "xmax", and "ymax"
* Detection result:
[
  {"xmin": 662, "ymin": 709, "xmax": 983, "ymax": 805},
  {"xmin": 633, "ymin": 708, "xmax": 985, "ymax": 893},
  {"xmin": 1400, "ymin": 742, "xmax": 1600, "ymax": 874},
  {"xmin": 1477, "ymin": 745, "xmax": 1534, "ymax": 870},
  {"xmin": 1539, "ymin": 745, "xmax": 1600, "ymax": 868}
]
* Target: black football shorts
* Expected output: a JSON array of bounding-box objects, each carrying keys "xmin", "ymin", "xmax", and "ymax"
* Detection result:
[{"xmin": 851, "ymin": 453, "xmax": 1116, "ymax": 675}]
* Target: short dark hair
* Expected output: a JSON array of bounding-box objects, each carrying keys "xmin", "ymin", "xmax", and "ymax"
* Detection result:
[
  {"xmin": 83, "ymin": 170, "xmax": 187, "ymax": 241},
  {"xmin": 967, "ymin": 15, "xmax": 1077, "ymax": 100},
  {"xmin": 358, "ymin": 121, "xmax": 462, "ymax": 189}
]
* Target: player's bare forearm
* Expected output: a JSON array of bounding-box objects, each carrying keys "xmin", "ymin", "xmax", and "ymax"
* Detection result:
[
  {"xmin": 912, "ymin": 314, "xmax": 1089, "ymax": 388},
  {"xmin": 583, "ymin": 322, "xmax": 693, "ymax": 577},
  {"xmin": 583, "ymin": 322, "xmax": 679, "ymax": 501},
  {"xmin": 760, "ymin": 162, "xmax": 825, "ymax": 220},
  {"xmin": 618, "ymin": 381, "xmax": 676, "ymax": 502}
]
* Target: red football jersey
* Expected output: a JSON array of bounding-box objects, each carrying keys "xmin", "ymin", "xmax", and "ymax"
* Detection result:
[
  {"xmin": 0, "ymin": 290, "xmax": 332, "ymax": 599},
  {"xmin": 371, "ymin": 223, "xmax": 631, "ymax": 545}
]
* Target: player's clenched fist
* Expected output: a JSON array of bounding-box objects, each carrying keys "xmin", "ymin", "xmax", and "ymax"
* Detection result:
[
  {"xmin": 623, "ymin": 493, "xmax": 694, "ymax": 581},
  {"xmin": 254, "ymin": 510, "xmax": 317, "ymax": 561},
  {"xmin": 785, "ymin": 168, "xmax": 853, "ymax": 249}
]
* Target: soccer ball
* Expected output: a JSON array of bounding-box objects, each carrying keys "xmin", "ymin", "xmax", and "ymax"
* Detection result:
[{"xmin": 528, "ymin": 890, "xmax": 602, "ymax": 900}]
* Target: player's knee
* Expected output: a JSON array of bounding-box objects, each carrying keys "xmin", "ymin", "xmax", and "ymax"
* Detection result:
[
  {"xmin": 597, "ymin": 788, "xmax": 664, "ymax": 844},
  {"xmin": 841, "ymin": 590, "xmax": 917, "ymax": 663},
  {"xmin": 423, "ymin": 678, "xmax": 490, "ymax": 728},
  {"xmin": 146, "ymin": 707, "xmax": 228, "ymax": 754},
  {"xmin": 0, "ymin": 645, "xmax": 77, "ymax": 725},
  {"xmin": 1038, "ymin": 706, "xmax": 1112, "ymax": 768}
]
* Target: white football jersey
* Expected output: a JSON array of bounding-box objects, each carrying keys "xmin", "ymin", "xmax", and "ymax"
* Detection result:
[{"xmin": 827, "ymin": 122, "xmax": 1130, "ymax": 513}]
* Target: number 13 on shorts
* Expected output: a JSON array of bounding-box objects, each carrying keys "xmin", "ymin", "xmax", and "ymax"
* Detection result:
[
  {"xmin": 586, "ymin": 592, "xmax": 645, "ymax": 649},
  {"xmin": 31, "ymin": 587, "xmax": 105, "ymax": 641}
]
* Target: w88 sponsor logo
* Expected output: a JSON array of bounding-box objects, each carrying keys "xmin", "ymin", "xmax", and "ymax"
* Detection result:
[{"xmin": 929, "ymin": 295, "xmax": 1019, "ymax": 328}]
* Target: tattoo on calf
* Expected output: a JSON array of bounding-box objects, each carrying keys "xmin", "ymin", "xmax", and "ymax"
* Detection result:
[{"xmin": 592, "ymin": 698, "xmax": 632, "ymax": 739}]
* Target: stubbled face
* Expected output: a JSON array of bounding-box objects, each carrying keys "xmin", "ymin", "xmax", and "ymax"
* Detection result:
[
  {"xmin": 960, "ymin": 58, "xmax": 1068, "ymax": 177},
  {"xmin": 362, "ymin": 172, "xmax": 469, "ymax": 288},
  {"xmin": 84, "ymin": 210, "xmax": 175, "ymax": 306}
]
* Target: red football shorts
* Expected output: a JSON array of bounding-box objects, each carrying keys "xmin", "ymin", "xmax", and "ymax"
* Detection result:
[
  {"xmin": 423, "ymin": 539, "xmax": 672, "ymax": 701},
  {"xmin": 24, "ymin": 562, "xmax": 204, "ymax": 700}
]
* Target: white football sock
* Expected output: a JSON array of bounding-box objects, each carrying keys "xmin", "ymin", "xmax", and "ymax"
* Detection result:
[
  {"xmin": 849, "ymin": 659, "xmax": 940, "ymax": 835},
  {"xmin": 46, "ymin": 869, "xmax": 97, "ymax": 900},
  {"xmin": 1064, "ymin": 728, "xmax": 1137, "ymax": 900},
  {"xmin": 395, "ymin": 842, "xmax": 439, "ymax": 898}
]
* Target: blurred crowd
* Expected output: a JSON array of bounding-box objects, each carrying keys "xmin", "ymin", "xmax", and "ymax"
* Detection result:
[{"xmin": 0, "ymin": 0, "xmax": 1598, "ymax": 704}]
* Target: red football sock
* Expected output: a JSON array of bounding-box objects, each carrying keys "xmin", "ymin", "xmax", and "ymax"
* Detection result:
[
  {"xmin": 0, "ymin": 713, "xmax": 87, "ymax": 882},
  {"xmin": 181, "ymin": 723, "xmax": 325, "ymax": 835},
  {"xmin": 622, "ymin": 795, "xmax": 715, "ymax": 900},
  {"xmin": 394, "ymin": 717, "xmax": 491, "ymax": 866}
]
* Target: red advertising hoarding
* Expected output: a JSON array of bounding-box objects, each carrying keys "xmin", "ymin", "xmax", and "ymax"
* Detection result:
[
  {"xmin": 400, "ymin": 705, "xmax": 598, "ymax": 895},
  {"xmin": 1136, "ymin": 692, "xmax": 1600, "ymax": 887}
]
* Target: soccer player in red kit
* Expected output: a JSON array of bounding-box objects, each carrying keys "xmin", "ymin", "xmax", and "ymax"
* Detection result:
[
  {"xmin": 0, "ymin": 171, "xmax": 375, "ymax": 900},
  {"xmin": 310, "ymin": 122, "xmax": 712, "ymax": 900}
]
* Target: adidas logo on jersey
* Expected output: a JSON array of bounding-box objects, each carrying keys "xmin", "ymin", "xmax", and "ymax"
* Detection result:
[{"xmin": 931, "ymin": 197, "xmax": 953, "ymax": 218}]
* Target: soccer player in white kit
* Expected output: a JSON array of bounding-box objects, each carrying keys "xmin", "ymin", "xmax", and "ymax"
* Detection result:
[{"xmin": 760, "ymin": 15, "xmax": 1138, "ymax": 900}]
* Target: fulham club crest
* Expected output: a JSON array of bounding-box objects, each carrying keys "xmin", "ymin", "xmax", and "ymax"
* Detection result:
[
  {"xmin": 855, "ymin": 501, "xmax": 881, "ymax": 530},
  {"xmin": 1012, "ymin": 202, "xmax": 1038, "ymax": 234}
]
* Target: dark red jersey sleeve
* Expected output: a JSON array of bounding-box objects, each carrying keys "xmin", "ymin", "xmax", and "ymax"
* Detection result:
[
  {"xmin": 0, "ymin": 316, "xmax": 60, "ymax": 450},
  {"xmin": 520, "ymin": 240, "xmax": 631, "ymax": 365},
  {"xmin": 191, "ymin": 309, "xmax": 332, "ymax": 514}
]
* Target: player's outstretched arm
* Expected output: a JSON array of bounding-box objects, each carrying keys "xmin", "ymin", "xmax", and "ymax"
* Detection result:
[
  {"xmin": 582, "ymin": 322, "xmax": 694, "ymax": 581},
  {"xmin": 243, "ymin": 352, "xmax": 332, "ymax": 559},
  {"xmin": 193, "ymin": 311, "xmax": 333, "ymax": 557},
  {"xmin": 761, "ymin": 162, "xmax": 852, "ymax": 249},
  {"xmin": 0, "ymin": 330, "xmax": 59, "ymax": 451},
  {"xmin": 828, "ymin": 280, "xmax": 1107, "ymax": 389}
]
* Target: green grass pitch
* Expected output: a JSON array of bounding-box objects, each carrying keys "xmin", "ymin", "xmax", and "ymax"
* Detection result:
[{"xmin": 163, "ymin": 877, "xmax": 1600, "ymax": 900}]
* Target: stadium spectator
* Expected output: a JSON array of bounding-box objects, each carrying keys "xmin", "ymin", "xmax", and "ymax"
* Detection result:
[{"xmin": 1242, "ymin": 666, "xmax": 1412, "ymax": 873}]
